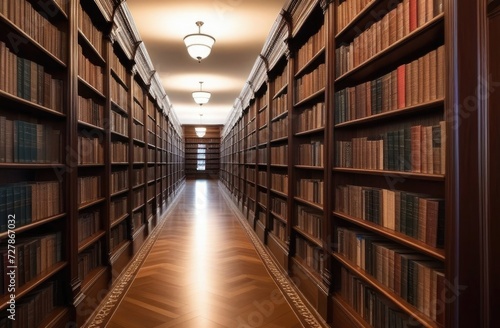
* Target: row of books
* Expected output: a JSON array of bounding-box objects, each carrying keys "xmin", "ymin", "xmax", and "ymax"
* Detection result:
[
  {"xmin": 78, "ymin": 47, "xmax": 104, "ymax": 93},
  {"xmin": 0, "ymin": 0, "xmax": 66, "ymax": 60},
  {"xmin": 247, "ymin": 119, "xmax": 257, "ymax": 134},
  {"xmin": 257, "ymin": 147, "xmax": 268, "ymax": 164},
  {"xmin": 271, "ymin": 116, "xmax": 288, "ymax": 140},
  {"xmin": 339, "ymin": 267, "xmax": 423, "ymax": 327},
  {"xmin": 337, "ymin": 227, "xmax": 444, "ymax": 323},
  {"xmin": 245, "ymin": 148, "xmax": 256, "ymax": 163},
  {"xmin": 133, "ymin": 189, "xmax": 144, "ymax": 209},
  {"xmin": 111, "ymin": 78, "xmax": 129, "ymax": 110},
  {"xmin": 258, "ymin": 191, "xmax": 267, "ymax": 207},
  {"xmin": 78, "ymin": 135, "xmax": 104, "ymax": 165},
  {"xmin": 132, "ymin": 211, "xmax": 143, "ymax": 231},
  {"xmin": 78, "ymin": 3, "xmax": 103, "ymax": 55},
  {"xmin": 335, "ymin": 0, "xmax": 444, "ymax": 77},
  {"xmin": 296, "ymin": 24, "xmax": 326, "ymax": 71},
  {"xmin": 133, "ymin": 101, "xmax": 144, "ymax": 124},
  {"xmin": 133, "ymin": 144, "xmax": 145, "ymax": 162},
  {"xmin": 271, "ymin": 197, "xmax": 288, "ymax": 220},
  {"xmin": 111, "ymin": 142, "xmax": 129, "ymax": 163},
  {"xmin": 246, "ymin": 132, "xmax": 256, "ymax": 149},
  {"xmin": 295, "ymin": 63, "xmax": 326, "ymax": 103},
  {"xmin": 110, "ymin": 52, "xmax": 128, "ymax": 85},
  {"xmin": 0, "ymin": 181, "xmax": 62, "ymax": 232},
  {"xmin": 1, "ymin": 232, "xmax": 62, "ymax": 291},
  {"xmin": 271, "ymin": 145, "xmax": 288, "ymax": 165},
  {"xmin": 297, "ymin": 178, "xmax": 324, "ymax": 206},
  {"xmin": 295, "ymin": 236, "xmax": 324, "ymax": 274},
  {"xmin": 336, "ymin": 0, "xmax": 373, "ymax": 32},
  {"xmin": 336, "ymin": 122, "xmax": 446, "ymax": 174},
  {"xmin": 0, "ymin": 117, "xmax": 61, "ymax": 163},
  {"xmin": 133, "ymin": 122, "xmax": 144, "ymax": 142},
  {"xmin": 336, "ymin": 185, "xmax": 445, "ymax": 248},
  {"xmin": 295, "ymin": 102, "xmax": 325, "ymax": 133},
  {"xmin": 271, "ymin": 218, "xmax": 287, "ymax": 243},
  {"xmin": 78, "ymin": 210, "xmax": 100, "ymax": 243},
  {"xmin": 110, "ymin": 110, "xmax": 129, "ymax": 136},
  {"xmin": 258, "ymin": 170, "xmax": 267, "ymax": 187},
  {"xmin": 271, "ymin": 173, "xmax": 288, "ymax": 194},
  {"xmin": 110, "ymin": 197, "xmax": 127, "ymax": 223},
  {"xmin": 247, "ymin": 184, "xmax": 256, "ymax": 201},
  {"xmin": 133, "ymin": 168, "xmax": 144, "ymax": 186},
  {"xmin": 258, "ymin": 108, "xmax": 268, "ymax": 129},
  {"xmin": 297, "ymin": 140, "xmax": 324, "ymax": 167},
  {"xmin": 0, "ymin": 280, "xmax": 60, "ymax": 328},
  {"xmin": 273, "ymin": 64, "xmax": 288, "ymax": 96},
  {"xmin": 111, "ymin": 170, "xmax": 128, "ymax": 194},
  {"xmin": 78, "ymin": 176, "xmax": 101, "ymax": 206},
  {"xmin": 334, "ymin": 46, "xmax": 445, "ymax": 124},
  {"xmin": 0, "ymin": 43, "xmax": 64, "ymax": 112},
  {"xmin": 271, "ymin": 93, "xmax": 288, "ymax": 119},
  {"xmin": 110, "ymin": 221, "xmax": 128, "ymax": 250},
  {"xmin": 259, "ymin": 126, "xmax": 269, "ymax": 142},
  {"xmin": 78, "ymin": 240, "xmax": 102, "ymax": 281},
  {"xmin": 246, "ymin": 168, "xmax": 256, "ymax": 183},
  {"xmin": 133, "ymin": 80, "xmax": 145, "ymax": 105},
  {"xmin": 296, "ymin": 205, "xmax": 322, "ymax": 240},
  {"xmin": 79, "ymin": 95, "xmax": 104, "ymax": 128}
]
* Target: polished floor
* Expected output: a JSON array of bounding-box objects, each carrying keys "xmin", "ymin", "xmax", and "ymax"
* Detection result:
[{"xmin": 106, "ymin": 180, "xmax": 303, "ymax": 328}]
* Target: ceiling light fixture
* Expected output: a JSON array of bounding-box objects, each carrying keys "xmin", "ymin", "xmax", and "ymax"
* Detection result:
[
  {"xmin": 183, "ymin": 21, "xmax": 215, "ymax": 63},
  {"xmin": 195, "ymin": 113, "xmax": 206, "ymax": 138},
  {"xmin": 192, "ymin": 81, "xmax": 211, "ymax": 105}
]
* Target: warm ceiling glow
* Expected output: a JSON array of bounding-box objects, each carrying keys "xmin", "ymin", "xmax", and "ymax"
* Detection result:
[
  {"xmin": 195, "ymin": 127, "xmax": 207, "ymax": 137},
  {"xmin": 161, "ymin": 74, "xmax": 244, "ymax": 93}
]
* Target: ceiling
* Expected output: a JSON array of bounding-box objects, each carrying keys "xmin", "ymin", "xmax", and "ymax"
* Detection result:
[{"xmin": 125, "ymin": 0, "xmax": 287, "ymax": 125}]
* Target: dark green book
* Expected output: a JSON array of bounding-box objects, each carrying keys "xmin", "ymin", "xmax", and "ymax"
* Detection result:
[
  {"xmin": 23, "ymin": 58, "xmax": 31, "ymax": 101},
  {"xmin": 376, "ymin": 78, "xmax": 383, "ymax": 114},
  {"xmin": 17, "ymin": 57, "xmax": 24, "ymax": 98},
  {"xmin": 398, "ymin": 129, "xmax": 405, "ymax": 171},
  {"xmin": 371, "ymin": 80, "xmax": 377, "ymax": 114},
  {"xmin": 0, "ymin": 187, "xmax": 6, "ymax": 232},
  {"xmin": 404, "ymin": 127, "xmax": 412, "ymax": 171}
]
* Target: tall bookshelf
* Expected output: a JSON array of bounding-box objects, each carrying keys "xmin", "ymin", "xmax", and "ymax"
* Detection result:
[
  {"xmin": 0, "ymin": 0, "xmax": 185, "ymax": 326},
  {"xmin": 183, "ymin": 125, "xmax": 221, "ymax": 179},
  {"xmin": 220, "ymin": 0, "xmax": 497, "ymax": 326}
]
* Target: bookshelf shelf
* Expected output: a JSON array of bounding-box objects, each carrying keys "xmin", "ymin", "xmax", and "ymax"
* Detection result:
[
  {"xmin": 112, "ymin": 162, "xmax": 129, "ymax": 166},
  {"xmin": 333, "ymin": 211, "xmax": 445, "ymax": 261},
  {"xmin": 335, "ymin": 14, "xmax": 445, "ymax": 86},
  {"xmin": 78, "ymin": 76, "xmax": 105, "ymax": 99},
  {"xmin": 78, "ymin": 164, "xmax": 105, "ymax": 168},
  {"xmin": 0, "ymin": 14, "xmax": 67, "ymax": 68},
  {"xmin": 0, "ymin": 90, "xmax": 66, "ymax": 118},
  {"xmin": 29, "ymin": 0, "xmax": 68, "ymax": 21},
  {"xmin": 295, "ymin": 46, "xmax": 326, "ymax": 78},
  {"xmin": 111, "ymin": 130, "xmax": 129, "ymax": 140},
  {"xmin": 78, "ymin": 230, "xmax": 106, "ymax": 253},
  {"xmin": 133, "ymin": 139, "xmax": 145, "ymax": 146},
  {"xmin": 295, "ymin": 165, "xmax": 324, "ymax": 170},
  {"xmin": 294, "ymin": 87, "xmax": 325, "ymax": 107},
  {"xmin": 270, "ymin": 189, "xmax": 287, "ymax": 198},
  {"xmin": 270, "ymin": 211, "xmax": 287, "ymax": 224},
  {"xmin": 273, "ymin": 83, "xmax": 288, "ymax": 100},
  {"xmin": 270, "ymin": 136, "xmax": 288, "ymax": 143},
  {"xmin": 294, "ymin": 226, "xmax": 323, "ymax": 248},
  {"xmin": 111, "ymin": 239, "xmax": 131, "ymax": 255},
  {"xmin": 78, "ymin": 30, "xmax": 105, "ymax": 66},
  {"xmin": 0, "ymin": 213, "xmax": 66, "ymax": 239},
  {"xmin": 0, "ymin": 262, "xmax": 67, "ymax": 311},
  {"xmin": 132, "ymin": 204, "xmax": 145, "ymax": 212},
  {"xmin": 78, "ymin": 198, "xmax": 106, "ymax": 211},
  {"xmin": 331, "ymin": 293, "xmax": 371, "ymax": 328},
  {"xmin": 78, "ymin": 120, "xmax": 104, "ymax": 131},
  {"xmin": 294, "ymin": 127, "xmax": 325, "ymax": 137},
  {"xmin": 332, "ymin": 167, "xmax": 445, "ymax": 181},
  {"xmin": 111, "ymin": 188, "xmax": 128, "ymax": 198},
  {"xmin": 111, "ymin": 70, "xmax": 129, "ymax": 91},
  {"xmin": 38, "ymin": 307, "xmax": 71, "ymax": 328},
  {"xmin": 111, "ymin": 100, "xmax": 129, "ymax": 116},
  {"xmin": 0, "ymin": 163, "xmax": 65, "ymax": 169},
  {"xmin": 334, "ymin": 99, "xmax": 445, "ymax": 128},
  {"xmin": 111, "ymin": 213, "xmax": 130, "ymax": 228},
  {"xmin": 294, "ymin": 196, "xmax": 323, "ymax": 212},
  {"xmin": 332, "ymin": 253, "xmax": 439, "ymax": 328},
  {"xmin": 291, "ymin": 256, "xmax": 324, "ymax": 285}
]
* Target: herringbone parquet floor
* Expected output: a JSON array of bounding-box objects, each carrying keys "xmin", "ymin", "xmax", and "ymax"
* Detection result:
[{"xmin": 106, "ymin": 180, "xmax": 303, "ymax": 328}]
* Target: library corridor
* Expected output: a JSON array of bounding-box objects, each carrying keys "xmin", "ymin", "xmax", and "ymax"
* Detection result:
[{"xmin": 90, "ymin": 180, "xmax": 316, "ymax": 328}]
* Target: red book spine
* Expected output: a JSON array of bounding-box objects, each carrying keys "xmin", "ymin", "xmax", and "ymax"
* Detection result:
[{"xmin": 410, "ymin": 0, "xmax": 418, "ymax": 32}]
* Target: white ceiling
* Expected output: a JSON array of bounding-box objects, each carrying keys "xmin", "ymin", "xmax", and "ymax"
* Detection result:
[{"xmin": 126, "ymin": 0, "xmax": 287, "ymax": 125}]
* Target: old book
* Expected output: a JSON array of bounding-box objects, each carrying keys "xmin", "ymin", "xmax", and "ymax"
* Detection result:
[
  {"xmin": 411, "ymin": 125, "xmax": 422, "ymax": 172},
  {"xmin": 409, "ymin": 0, "xmax": 418, "ymax": 32},
  {"xmin": 398, "ymin": 64, "xmax": 407, "ymax": 108},
  {"xmin": 421, "ymin": 125, "xmax": 428, "ymax": 173},
  {"xmin": 423, "ymin": 52, "xmax": 431, "ymax": 102},
  {"xmin": 418, "ymin": 0, "xmax": 426, "ymax": 27},
  {"xmin": 426, "ymin": 125, "xmax": 433, "ymax": 173},
  {"xmin": 440, "ymin": 121, "xmax": 446, "ymax": 174},
  {"xmin": 418, "ymin": 198, "xmax": 428, "ymax": 242},
  {"xmin": 411, "ymin": 60, "xmax": 419, "ymax": 106},
  {"xmin": 437, "ymin": 45, "xmax": 445, "ymax": 99},
  {"xmin": 429, "ymin": 49, "xmax": 438, "ymax": 100},
  {"xmin": 418, "ymin": 57, "xmax": 424, "ymax": 104},
  {"xmin": 389, "ymin": 8, "xmax": 397, "ymax": 46}
]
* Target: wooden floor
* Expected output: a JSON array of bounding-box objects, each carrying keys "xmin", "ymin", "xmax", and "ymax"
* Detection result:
[{"xmin": 106, "ymin": 180, "xmax": 303, "ymax": 328}]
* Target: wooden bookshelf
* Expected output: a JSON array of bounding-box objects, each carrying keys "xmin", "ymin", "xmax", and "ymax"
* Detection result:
[
  {"xmin": 218, "ymin": 0, "xmax": 500, "ymax": 326},
  {"xmin": 183, "ymin": 125, "xmax": 222, "ymax": 179},
  {"xmin": 0, "ymin": 0, "xmax": 185, "ymax": 326}
]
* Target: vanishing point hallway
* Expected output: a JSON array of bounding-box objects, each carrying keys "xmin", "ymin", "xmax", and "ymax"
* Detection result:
[{"xmin": 105, "ymin": 180, "xmax": 303, "ymax": 328}]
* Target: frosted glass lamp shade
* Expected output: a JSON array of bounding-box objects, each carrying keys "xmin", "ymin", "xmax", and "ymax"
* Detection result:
[
  {"xmin": 192, "ymin": 90, "xmax": 211, "ymax": 105},
  {"xmin": 183, "ymin": 21, "xmax": 215, "ymax": 63},
  {"xmin": 195, "ymin": 127, "xmax": 206, "ymax": 138}
]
